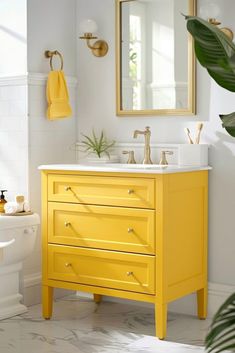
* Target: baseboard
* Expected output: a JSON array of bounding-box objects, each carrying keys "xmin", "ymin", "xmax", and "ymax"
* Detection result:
[
  {"xmin": 168, "ymin": 282, "xmax": 235, "ymax": 317},
  {"xmin": 23, "ymin": 273, "xmax": 74, "ymax": 307},
  {"xmin": 23, "ymin": 273, "xmax": 235, "ymax": 317},
  {"xmin": 76, "ymin": 283, "xmax": 235, "ymax": 318}
]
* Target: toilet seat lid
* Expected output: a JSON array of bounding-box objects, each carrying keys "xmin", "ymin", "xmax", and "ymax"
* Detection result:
[{"xmin": 0, "ymin": 213, "xmax": 40, "ymax": 230}]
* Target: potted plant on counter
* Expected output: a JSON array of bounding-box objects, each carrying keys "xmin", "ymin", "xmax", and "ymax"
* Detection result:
[
  {"xmin": 185, "ymin": 15, "xmax": 235, "ymax": 353},
  {"xmin": 79, "ymin": 129, "xmax": 117, "ymax": 163}
]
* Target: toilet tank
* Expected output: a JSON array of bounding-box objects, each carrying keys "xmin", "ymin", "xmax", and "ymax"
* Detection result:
[{"xmin": 0, "ymin": 214, "xmax": 40, "ymax": 266}]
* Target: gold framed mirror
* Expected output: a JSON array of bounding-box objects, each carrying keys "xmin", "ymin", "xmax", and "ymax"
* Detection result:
[{"xmin": 116, "ymin": 0, "xmax": 196, "ymax": 116}]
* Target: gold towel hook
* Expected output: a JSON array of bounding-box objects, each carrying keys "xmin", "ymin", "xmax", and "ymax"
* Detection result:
[{"xmin": 44, "ymin": 50, "xmax": 64, "ymax": 71}]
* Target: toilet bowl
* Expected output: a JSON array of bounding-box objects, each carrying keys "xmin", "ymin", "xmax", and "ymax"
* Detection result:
[{"xmin": 0, "ymin": 213, "xmax": 40, "ymax": 320}]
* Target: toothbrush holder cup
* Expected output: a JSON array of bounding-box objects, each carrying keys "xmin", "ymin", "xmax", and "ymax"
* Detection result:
[{"xmin": 178, "ymin": 144, "xmax": 209, "ymax": 166}]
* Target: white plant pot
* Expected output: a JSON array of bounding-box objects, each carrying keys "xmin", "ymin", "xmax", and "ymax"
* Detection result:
[{"xmin": 85, "ymin": 155, "xmax": 120, "ymax": 164}]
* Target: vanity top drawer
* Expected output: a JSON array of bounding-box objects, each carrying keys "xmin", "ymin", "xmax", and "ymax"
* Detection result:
[
  {"xmin": 48, "ymin": 202, "xmax": 155, "ymax": 254},
  {"xmin": 48, "ymin": 244, "xmax": 155, "ymax": 295},
  {"xmin": 48, "ymin": 174, "xmax": 155, "ymax": 209}
]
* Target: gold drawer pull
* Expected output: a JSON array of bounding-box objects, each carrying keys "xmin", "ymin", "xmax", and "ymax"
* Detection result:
[
  {"xmin": 64, "ymin": 222, "xmax": 71, "ymax": 227},
  {"xmin": 128, "ymin": 228, "xmax": 134, "ymax": 233},
  {"xmin": 128, "ymin": 189, "xmax": 134, "ymax": 194},
  {"xmin": 65, "ymin": 262, "xmax": 72, "ymax": 267},
  {"xmin": 127, "ymin": 271, "xmax": 134, "ymax": 276},
  {"xmin": 65, "ymin": 186, "xmax": 71, "ymax": 191}
]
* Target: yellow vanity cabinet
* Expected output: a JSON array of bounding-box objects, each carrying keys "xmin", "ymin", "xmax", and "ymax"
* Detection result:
[{"xmin": 41, "ymin": 168, "xmax": 208, "ymax": 339}]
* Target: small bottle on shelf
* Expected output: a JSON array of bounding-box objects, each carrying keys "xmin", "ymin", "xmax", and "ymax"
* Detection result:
[{"xmin": 0, "ymin": 190, "xmax": 8, "ymax": 213}]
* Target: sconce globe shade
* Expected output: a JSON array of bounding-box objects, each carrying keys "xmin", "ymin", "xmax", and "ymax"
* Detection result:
[
  {"xmin": 199, "ymin": 1, "xmax": 220, "ymax": 19},
  {"xmin": 79, "ymin": 19, "xmax": 98, "ymax": 34}
]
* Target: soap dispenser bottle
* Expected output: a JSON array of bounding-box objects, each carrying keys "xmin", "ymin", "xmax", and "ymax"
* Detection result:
[{"xmin": 0, "ymin": 190, "xmax": 7, "ymax": 213}]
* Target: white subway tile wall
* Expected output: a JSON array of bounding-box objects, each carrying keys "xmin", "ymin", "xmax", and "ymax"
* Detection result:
[
  {"xmin": 0, "ymin": 83, "xmax": 28, "ymax": 202},
  {"xmin": 0, "ymin": 75, "xmax": 77, "ymax": 282}
]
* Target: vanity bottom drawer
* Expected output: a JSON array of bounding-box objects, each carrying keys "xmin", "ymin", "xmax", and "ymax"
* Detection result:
[{"xmin": 48, "ymin": 245, "xmax": 155, "ymax": 295}]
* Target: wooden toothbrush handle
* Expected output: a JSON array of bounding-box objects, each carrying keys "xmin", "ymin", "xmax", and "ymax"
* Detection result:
[
  {"xmin": 188, "ymin": 133, "xmax": 194, "ymax": 144},
  {"xmin": 195, "ymin": 131, "xmax": 201, "ymax": 144}
]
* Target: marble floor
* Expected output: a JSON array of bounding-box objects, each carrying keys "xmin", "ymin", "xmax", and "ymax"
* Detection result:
[{"xmin": 0, "ymin": 295, "xmax": 212, "ymax": 353}]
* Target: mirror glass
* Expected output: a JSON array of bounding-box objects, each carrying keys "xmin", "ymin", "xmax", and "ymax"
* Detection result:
[{"xmin": 116, "ymin": 0, "xmax": 196, "ymax": 116}]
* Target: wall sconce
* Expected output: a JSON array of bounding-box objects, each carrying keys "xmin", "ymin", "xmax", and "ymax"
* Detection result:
[
  {"xmin": 79, "ymin": 19, "xmax": 109, "ymax": 57},
  {"xmin": 200, "ymin": 2, "xmax": 234, "ymax": 40}
]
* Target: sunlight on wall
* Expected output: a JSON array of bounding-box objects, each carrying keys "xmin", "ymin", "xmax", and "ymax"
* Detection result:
[{"xmin": 0, "ymin": 0, "xmax": 27, "ymax": 76}]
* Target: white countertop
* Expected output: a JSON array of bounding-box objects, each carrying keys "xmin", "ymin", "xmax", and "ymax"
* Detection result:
[{"xmin": 38, "ymin": 163, "xmax": 211, "ymax": 174}]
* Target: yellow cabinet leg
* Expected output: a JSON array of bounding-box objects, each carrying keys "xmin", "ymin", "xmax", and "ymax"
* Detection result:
[
  {"xmin": 155, "ymin": 303, "xmax": 167, "ymax": 339},
  {"xmin": 93, "ymin": 294, "xmax": 102, "ymax": 304},
  {"xmin": 197, "ymin": 287, "xmax": 207, "ymax": 319},
  {"xmin": 42, "ymin": 286, "xmax": 54, "ymax": 320}
]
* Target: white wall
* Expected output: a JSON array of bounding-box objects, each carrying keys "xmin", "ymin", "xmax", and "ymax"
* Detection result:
[
  {"xmin": 0, "ymin": 0, "xmax": 27, "ymax": 76},
  {"xmin": 0, "ymin": 0, "xmax": 28, "ymax": 203},
  {"xmin": 76, "ymin": 0, "xmax": 235, "ymax": 289},
  {"xmin": 27, "ymin": 0, "xmax": 76, "ymax": 75},
  {"xmin": 0, "ymin": 0, "xmax": 78, "ymax": 295},
  {"xmin": 0, "ymin": 79, "xmax": 28, "ymax": 202},
  {"xmin": 24, "ymin": 0, "xmax": 78, "ymax": 279}
]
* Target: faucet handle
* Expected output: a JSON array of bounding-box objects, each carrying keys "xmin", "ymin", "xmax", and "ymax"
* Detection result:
[
  {"xmin": 122, "ymin": 151, "xmax": 136, "ymax": 164},
  {"xmin": 159, "ymin": 150, "xmax": 174, "ymax": 165}
]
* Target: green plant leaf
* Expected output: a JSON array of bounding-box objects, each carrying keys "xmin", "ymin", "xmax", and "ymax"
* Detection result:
[
  {"xmin": 81, "ymin": 135, "xmax": 96, "ymax": 148},
  {"xmin": 81, "ymin": 139, "xmax": 93, "ymax": 147},
  {"xmin": 206, "ymin": 320, "xmax": 235, "ymax": 350},
  {"xmin": 80, "ymin": 130, "xmax": 115, "ymax": 158},
  {"xmin": 207, "ymin": 332, "xmax": 235, "ymax": 353},
  {"xmin": 220, "ymin": 112, "xmax": 235, "ymax": 127},
  {"xmin": 92, "ymin": 129, "xmax": 99, "ymax": 146},
  {"xmin": 205, "ymin": 293, "xmax": 235, "ymax": 352},
  {"xmin": 220, "ymin": 112, "xmax": 235, "ymax": 137},
  {"xmin": 98, "ymin": 130, "xmax": 104, "ymax": 152},
  {"xmin": 185, "ymin": 16, "xmax": 235, "ymax": 92}
]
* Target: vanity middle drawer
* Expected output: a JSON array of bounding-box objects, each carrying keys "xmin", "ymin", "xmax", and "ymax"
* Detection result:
[
  {"xmin": 47, "ymin": 174, "xmax": 155, "ymax": 209},
  {"xmin": 48, "ymin": 244, "xmax": 155, "ymax": 295},
  {"xmin": 48, "ymin": 202, "xmax": 155, "ymax": 254}
]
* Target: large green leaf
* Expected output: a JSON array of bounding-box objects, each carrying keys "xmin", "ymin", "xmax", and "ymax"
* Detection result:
[
  {"xmin": 185, "ymin": 16, "xmax": 235, "ymax": 137},
  {"xmin": 185, "ymin": 16, "xmax": 235, "ymax": 92},
  {"xmin": 220, "ymin": 112, "xmax": 235, "ymax": 137},
  {"xmin": 205, "ymin": 293, "xmax": 235, "ymax": 353}
]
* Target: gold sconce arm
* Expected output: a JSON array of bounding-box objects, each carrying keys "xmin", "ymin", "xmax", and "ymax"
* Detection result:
[{"xmin": 80, "ymin": 33, "xmax": 109, "ymax": 57}]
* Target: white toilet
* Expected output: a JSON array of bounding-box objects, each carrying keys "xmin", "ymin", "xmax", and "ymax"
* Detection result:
[{"xmin": 0, "ymin": 213, "xmax": 40, "ymax": 320}]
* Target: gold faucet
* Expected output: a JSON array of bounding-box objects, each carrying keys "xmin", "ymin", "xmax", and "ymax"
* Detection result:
[
  {"xmin": 159, "ymin": 150, "xmax": 174, "ymax": 165},
  {"xmin": 122, "ymin": 150, "xmax": 136, "ymax": 164},
  {"xmin": 133, "ymin": 126, "xmax": 153, "ymax": 164}
]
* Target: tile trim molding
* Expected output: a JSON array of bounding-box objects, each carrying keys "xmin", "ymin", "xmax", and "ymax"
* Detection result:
[
  {"xmin": 0, "ymin": 75, "xmax": 28, "ymax": 86},
  {"xmin": 28, "ymin": 72, "xmax": 78, "ymax": 87},
  {"xmin": 76, "ymin": 142, "xmax": 180, "ymax": 165},
  {"xmin": 0, "ymin": 73, "xmax": 78, "ymax": 87},
  {"xmin": 24, "ymin": 273, "xmax": 235, "ymax": 317}
]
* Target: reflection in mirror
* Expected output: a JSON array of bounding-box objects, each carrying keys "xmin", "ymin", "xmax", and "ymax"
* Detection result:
[{"xmin": 116, "ymin": 0, "xmax": 196, "ymax": 116}]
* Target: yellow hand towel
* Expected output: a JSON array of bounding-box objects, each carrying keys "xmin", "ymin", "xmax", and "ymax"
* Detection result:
[{"xmin": 46, "ymin": 70, "xmax": 72, "ymax": 120}]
